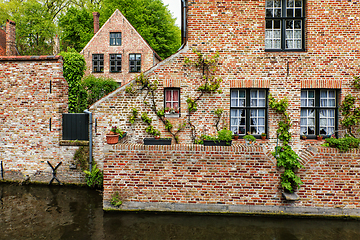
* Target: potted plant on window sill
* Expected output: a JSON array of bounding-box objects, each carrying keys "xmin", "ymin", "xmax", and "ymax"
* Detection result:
[
  {"xmin": 233, "ymin": 132, "xmax": 239, "ymax": 140},
  {"xmin": 317, "ymin": 135, "xmax": 323, "ymax": 141},
  {"xmin": 243, "ymin": 134, "xmax": 256, "ymax": 145},
  {"xmin": 164, "ymin": 107, "xmax": 180, "ymax": 118},
  {"xmin": 261, "ymin": 132, "xmax": 267, "ymax": 140},
  {"xmin": 301, "ymin": 135, "xmax": 307, "ymax": 140}
]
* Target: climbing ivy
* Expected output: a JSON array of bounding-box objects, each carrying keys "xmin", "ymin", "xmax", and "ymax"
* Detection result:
[
  {"xmin": 184, "ymin": 49, "xmax": 223, "ymax": 142},
  {"xmin": 339, "ymin": 94, "xmax": 360, "ymax": 137},
  {"xmin": 269, "ymin": 94, "xmax": 303, "ymax": 193}
]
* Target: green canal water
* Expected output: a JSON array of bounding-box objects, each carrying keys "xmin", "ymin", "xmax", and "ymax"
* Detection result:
[{"xmin": 1, "ymin": 183, "xmax": 359, "ymax": 240}]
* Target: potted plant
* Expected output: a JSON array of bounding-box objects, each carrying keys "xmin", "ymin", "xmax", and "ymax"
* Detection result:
[
  {"xmin": 106, "ymin": 126, "xmax": 119, "ymax": 144},
  {"xmin": 243, "ymin": 134, "xmax": 256, "ymax": 145},
  {"xmin": 317, "ymin": 135, "xmax": 323, "ymax": 141},
  {"xmin": 261, "ymin": 132, "xmax": 267, "ymax": 140},
  {"xmin": 143, "ymin": 128, "xmax": 172, "ymax": 145},
  {"xmin": 301, "ymin": 135, "xmax": 307, "ymax": 140},
  {"xmin": 233, "ymin": 132, "xmax": 239, "ymax": 140}
]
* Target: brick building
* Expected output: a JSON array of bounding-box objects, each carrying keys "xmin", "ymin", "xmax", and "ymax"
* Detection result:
[
  {"xmin": 0, "ymin": 19, "xmax": 18, "ymax": 56},
  {"xmin": 0, "ymin": 55, "xmax": 85, "ymax": 183},
  {"xmin": 89, "ymin": 0, "xmax": 360, "ymax": 215},
  {"xmin": 80, "ymin": 9, "xmax": 162, "ymax": 85}
]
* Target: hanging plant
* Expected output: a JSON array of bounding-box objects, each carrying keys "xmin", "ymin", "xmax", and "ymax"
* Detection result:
[{"xmin": 269, "ymin": 94, "xmax": 303, "ymax": 193}]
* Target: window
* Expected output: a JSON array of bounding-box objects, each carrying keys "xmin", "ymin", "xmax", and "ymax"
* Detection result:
[
  {"xmin": 110, "ymin": 32, "xmax": 121, "ymax": 46},
  {"xmin": 110, "ymin": 54, "xmax": 122, "ymax": 73},
  {"xmin": 265, "ymin": 0, "xmax": 305, "ymax": 51},
  {"xmin": 230, "ymin": 89, "xmax": 267, "ymax": 136},
  {"xmin": 165, "ymin": 89, "xmax": 180, "ymax": 115},
  {"xmin": 300, "ymin": 89, "xmax": 338, "ymax": 138},
  {"xmin": 92, "ymin": 54, "xmax": 104, "ymax": 73},
  {"xmin": 129, "ymin": 54, "xmax": 141, "ymax": 73}
]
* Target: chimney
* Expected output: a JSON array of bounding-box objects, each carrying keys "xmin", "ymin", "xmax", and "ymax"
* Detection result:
[
  {"xmin": 6, "ymin": 19, "xmax": 17, "ymax": 56},
  {"xmin": 53, "ymin": 34, "xmax": 60, "ymax": 55},
  {"xmin": 92, "ymin": 12, "xmax": 100, "ymax": 34}
]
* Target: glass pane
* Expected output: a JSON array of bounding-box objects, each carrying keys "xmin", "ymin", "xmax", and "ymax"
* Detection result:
[
  {"xmin": 308, "ymin": 118, "xmax": 314, "ymax": 125},
  {"xmin": 231, "ymin": 99, "xmax": 238, "ymax": 107},
  {"xmin": 308, "ymin": 99, "xmax": 314, "ymax": 107},
  {"xmin": 294, "ymin": 20, "xmax": 302, "ymax": 29},
  {"xmin": 295, "ymin": 0, "xmax": 302, "ymax": 7},
  {"xmin": 287, "ymin": 9, "xmax": 293, "ymax": 17},
  {"xmin": 300, "ymin": 127, "xmax": 306, "ymax": 134},
  {"xmin": 294, "ymin": 30, "xmax": 302, "ymax": 38},
  {"xmin": 265, "ymin": 30, "xmax": 272, "ymax": 39},
  {"xmin": 329, "ymin": 109, "xmax": 335, "ymax": 117},
  {"xmin": 259, "ymin": 109, "xmax": 265, "ymax": 117},
  {"xmin": 301, "ymin": 99, "xmax": 306, "ymax": 107},
  {"xmin": 266, "ymin": 9, "xmax": 273, "ymax": 17},
  {"xmin": 274, "ymin": 30, "xmax": 280, "ymax": 38},
  {"xmin": 266, "ymin": 0, "xmax": 273, "ymax": 7},
  {"xmin": 286, "ymin": 30, "xmax": 293, "ymax": 39},
  {"xmin": 239, "ymin": 99, "xmax": 245, "ymax": 107},
  {"xmin": 295, "ymin": 40, "xmax": 301, "ymax": 49},
  {"xmin": 173, "ymin": 90, "xmax": 179, "ymax": 101},
  {"xmin": 239, "ymin": 90, "xmax": 246, "ymax": 98},
  {"xmin": 251, "ymin": 99, "xmax": 257, "ymax": 107},
  {"xmin": 329, "ymin": 99, "xmax": 335, "ymax": 107},
  {"xmin": 274, "ymin": 20, "xmax": 281, "ymax": 29},
  {"xmin": 329, "ymin": 90, "xmax": 335, "ymax": 98},
  {"xmin": 286, "ymin": 20, "xmax": 293, "ymax": 29},
  {"xmin": 300, "ymin": 118, "xmax": 306, "ymax": 125},
  {"xmin": 274, "ymin": 0, "xmax": 281, "ymax": 7},
  {"xmin": 259, "ymin": 90, "xmax": 266, "ymax": 98},
  {"xmin": 259, "ymin": 99, "xmax": 266, "ymax": 107},
  {"xmin": 308, "ymin": 91, "xmax": 314, "ymax": 98},
  {"xmin": 274, "ymin": 40, "xmax": 281, "ymax": 49},
  {"xmin": 287, "ymin": 0, "xmax": 294, "ymax": 7},
  {"xmin": 308, "ymin": 127, "xmax": 315, "ymax": 135},
  {"xmin": 286, "ymin": 40, "xmax": 293, "ymax": 49},
  {"xmin": 231, "ymin": 109, "xmax": 237, "ymax": 117},
  {"xmin": 231, "ymin": 90, "xmax": 238, "ymax": 98},
  {"xmin": 320, "ymin": 99, "xmax": 326, "ymax": 107},
  {"xmin": 266, "ymin": 20, "xmax": 272, "ymax": 29},
  {"xmin": 295, "ymin": 9, "xmax": 302, "ymax": 17},
  {"xmin": 274, "ymin": 9, "xmax": 281, "ymax": 17},
  {"xmin": 320, "ymin": 119, "xmax": 326, "ymax": 126},
  {"xmin": 258, "ymin": 118, "xmax": 265, "ymax": 125}
]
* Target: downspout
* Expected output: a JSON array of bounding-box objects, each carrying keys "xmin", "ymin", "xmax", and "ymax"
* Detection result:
[
  {"xmin": 179, "ymin": 0, "xmax": 188, "ymax": 50},
  {"xmin": 83, "ymin": 109, "xmax": 93, "ymax": 172}
]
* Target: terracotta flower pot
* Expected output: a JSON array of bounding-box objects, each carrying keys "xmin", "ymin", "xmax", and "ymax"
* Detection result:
[
  {"xmin": 261, "ymin": 136, "xmax": 266, "ymax": 140},
  {"xmin": 234, "ymin": 135, "xmax": 239, "ymax": 140},
  {"xmin": 106, "ymin": 134, "xmax": 119, "ymax": 144}
]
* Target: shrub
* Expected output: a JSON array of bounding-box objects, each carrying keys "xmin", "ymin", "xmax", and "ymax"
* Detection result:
[{"xmin": 325, "ymin": 136, "xmax": 360, "ymax": 152}]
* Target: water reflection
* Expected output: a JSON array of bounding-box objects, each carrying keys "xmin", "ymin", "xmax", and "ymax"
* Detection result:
[{"xmin": 0, "ymin": 183, "xmax": 359, "ymax": 240}]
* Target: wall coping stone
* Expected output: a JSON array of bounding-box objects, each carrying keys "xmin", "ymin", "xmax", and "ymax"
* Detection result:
[{"xmin": 0, "ymin": 55, "xmax": 62, "ymax": 61}]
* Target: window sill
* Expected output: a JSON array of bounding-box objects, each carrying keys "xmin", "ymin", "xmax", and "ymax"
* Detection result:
[
  {"xmin": 60, "ymin": 140, "xmax": 89, "ymax": 146},
  {"xmin": 165, "ymin": 113, "xmax": 180, "ymax": 118}
]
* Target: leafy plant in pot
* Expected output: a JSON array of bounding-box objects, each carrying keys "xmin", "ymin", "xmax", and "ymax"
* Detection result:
[
  {"xmin": 261, "ymin": 132, "xmax": 267, "ymax": 140},
  {"xmin": 106, "ymin": 126, "xmax": 121, "ymax": 144},
  {"xmin": 233, "ymin": 132, "xmax": 239, "ymax": 140}
]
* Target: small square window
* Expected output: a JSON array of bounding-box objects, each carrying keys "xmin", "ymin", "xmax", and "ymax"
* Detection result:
[{"xmin": 110, "ymin": 32, "xmax": 121, "ymax": 46}]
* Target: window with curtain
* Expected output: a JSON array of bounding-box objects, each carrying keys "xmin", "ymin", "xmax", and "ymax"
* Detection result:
[
  {"xmin": 129, "ymin": 53, "xmax": 141, "ymax": 73},
  {"xmin": 92, "ymin": 54, "xmax": 104, "ymax": 73},
  {"xmin": 300, "ymin": 89, "xmax": 338, "ymax": 138},
  {"xmin": 110, "ymin": 54, "xmax": 122, "ymax": 73},
  {"xmin": 164, "ymin": 89, "xmax": 180, "ymax": 115},
  {"xmin": 265, "ymin": 0, "xmax": 305, "ymax": 51},
  {"xmin": 230, "ymin": 89, "xmax": 267, "ymax": 137}
]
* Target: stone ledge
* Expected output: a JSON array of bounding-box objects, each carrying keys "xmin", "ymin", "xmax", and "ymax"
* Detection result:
[
  {"xmin": 59, "ymin": 140, "xmax": 89, "ymax": 146},
  {"xmin": 103, "ymin": 201, "xmax": 360, "ymax": 219}
]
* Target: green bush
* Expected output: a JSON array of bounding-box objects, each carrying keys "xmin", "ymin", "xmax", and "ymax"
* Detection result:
[
  {"xmin": 325, "ymin": 136, "xmax": 360, "ymax": 152},
  {"xmin": 81, "ymin": 75, "xmax": 118, "ymax": 107}
]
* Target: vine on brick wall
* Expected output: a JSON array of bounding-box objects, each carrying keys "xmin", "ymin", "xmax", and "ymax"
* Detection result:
[
  {"xmin": 126, "ymin": 73, "xmax": 186, "ymax": 143},
  {"xmin": 339, "ymin": 76, "xmax": 360, "ymax": 137},
  {"xmin": 269, "ymin": 94, "xmax": 303, "ymax": 193},
  {"xmin": 184, "ymin": 49, "xmax": 223, "ymax": 143}
]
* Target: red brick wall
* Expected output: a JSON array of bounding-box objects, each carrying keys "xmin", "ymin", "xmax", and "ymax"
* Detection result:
[
  {"xmin": 0, "ymin": 56, "xmax": 85, "ymax": 183},
  {"xmin": 103, "ymin": 144, "xmax": 360, "ymax": 211},
  {"xmin": 0, "ymin": 28, "xmax": 5, "ymax": 56},
  {"xmin": 81, "ymin": 10, "xmax": 160, "ymax": 85}
]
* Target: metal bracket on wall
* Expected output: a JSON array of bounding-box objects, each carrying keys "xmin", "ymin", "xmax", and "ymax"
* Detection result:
[{"xmin": 47, "ymin": 161, "xmax": 62, "ymax": 185}]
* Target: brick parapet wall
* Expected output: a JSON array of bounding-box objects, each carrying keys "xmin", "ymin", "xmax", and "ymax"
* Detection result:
[
  {"xmin": 103, "ymin": 144, "xmax": 360, "ymax": 215},
  {"xmin": 0, "ymin": 56, "xmax": 86, "ymax": 183}
]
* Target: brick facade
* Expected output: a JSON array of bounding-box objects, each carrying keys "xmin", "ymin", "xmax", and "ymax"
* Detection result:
[
  {"xmin": 81, "ymin": 9, "xmax": 161, "ymax": 85},
  {"xmin": 0, "ymin": 19, "xmax": 18, "ymax": 56},
  {"xmin": 0, "ymin": 56, "xmax": 85, "ymax": 183},
  {"xmin": 90, "ymin": 1, "xmax": 360, "ymax": 214}
]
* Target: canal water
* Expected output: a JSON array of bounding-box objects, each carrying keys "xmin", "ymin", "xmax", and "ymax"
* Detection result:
[{"xmin": 1, "ymin": 183, "xmax": 360, "ymax": 240}]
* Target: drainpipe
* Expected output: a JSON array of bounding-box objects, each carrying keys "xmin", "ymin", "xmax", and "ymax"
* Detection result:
[
  {"xmin": 83, "ymin": 109, "xmax": 93, "ymax": 172},
  {"xmin": 179, "ymin": 0, "xmax": 187, "ymax": 50}
]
